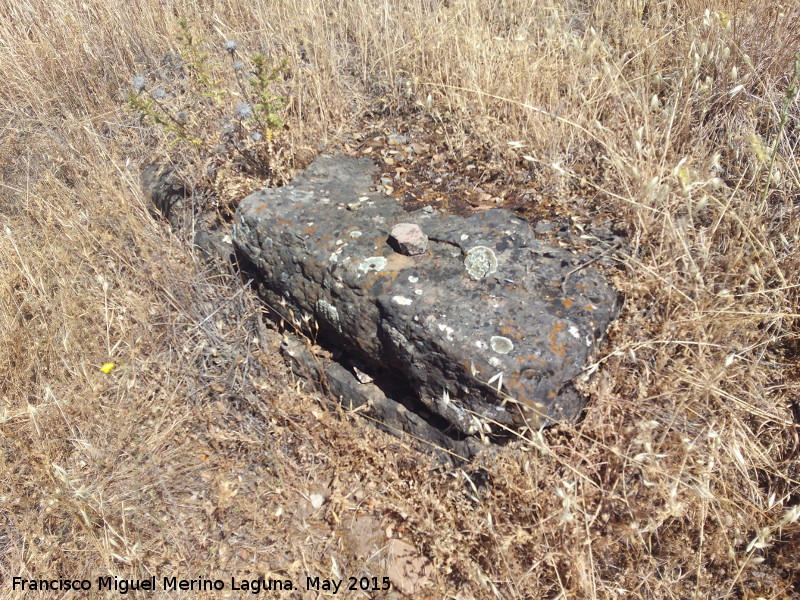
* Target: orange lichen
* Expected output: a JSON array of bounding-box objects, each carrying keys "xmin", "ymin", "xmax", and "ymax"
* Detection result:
[
  {"xmin": 384, "ymin": 253, "xmax": 416, "ymax": 272},
  {"xmin": 549, "ymin": 321, "xmax": 567, "ymax": 359},
  {"xmin": 519, "ymin": 354, "xmax": 547, "ymax": 367}
]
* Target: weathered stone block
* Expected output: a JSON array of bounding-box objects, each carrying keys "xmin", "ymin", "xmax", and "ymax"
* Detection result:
[{"xmin": 233, "ymin": 155, "xmax": 618, "ymax": 444}]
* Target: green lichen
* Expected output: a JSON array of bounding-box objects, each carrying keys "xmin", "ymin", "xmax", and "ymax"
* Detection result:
[
  {"xmin": 464, "ymin": 246, "xmax": 498, "ymax": 280},
  {"xmin": 358, "ymin": 256, "xmax": 387, "ymax": 274},
  {"xmin": 490, "ymin": 336, "xmax": 514, "ymax": 354}
]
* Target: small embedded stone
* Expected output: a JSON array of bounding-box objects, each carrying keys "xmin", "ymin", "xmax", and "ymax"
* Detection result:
[
  {"xmin": 353, "ymin": 365, "xmax": 374, "ymax": 384},
  {"xmin": 389, "ymin": 223, "xmax": 428, "ymax": 256},
  {"xmin": 387, "ymin": 133, "xmax": 408, "ymax": 146}
]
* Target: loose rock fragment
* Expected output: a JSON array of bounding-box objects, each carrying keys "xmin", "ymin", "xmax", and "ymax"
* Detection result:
[{"xmin": 389, "ymin": 223, "xmax": 428, "ymax": 256}]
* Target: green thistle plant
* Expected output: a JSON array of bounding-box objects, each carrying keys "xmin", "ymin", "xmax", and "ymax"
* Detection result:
[
  {"xmin": 126, "ymin": 18, "xmax": 292, "ymax": 201},
  {"xmin": 249, "ymin": 54, "xmax": 288, "ymax": 139},
  {"xmin": 176, "ymin": 18, "xmax": 224, "ymax": 101}
]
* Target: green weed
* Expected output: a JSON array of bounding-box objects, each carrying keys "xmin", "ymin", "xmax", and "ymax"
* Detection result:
[{"xmin": 127, "ymin": 19, "xmax": 292, "ymax": 211}]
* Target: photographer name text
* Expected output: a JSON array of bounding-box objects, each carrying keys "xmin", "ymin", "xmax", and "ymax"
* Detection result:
[{"xmin": 12, "ymin": 575, "xmax": 392, "ymax": 595}]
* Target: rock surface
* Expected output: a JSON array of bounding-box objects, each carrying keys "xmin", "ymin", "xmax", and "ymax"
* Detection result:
[
  {"xmin": 233, "ymin": 154, "xmax": 619, "ymax": 448},
  {"xmin": 141, "ymin": 164, "xmax": 186, "ymax": 227},
  {"xmin": 280, "ymin": 335, "xmax": 483, "ymax": 459},
  {"xmin": 141, "ymin": 165, "xmax": 235, "ymax": 265}
]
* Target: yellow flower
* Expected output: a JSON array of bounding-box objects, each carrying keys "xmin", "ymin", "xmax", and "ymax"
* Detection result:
[{"xmin": 100, "ymin": 362, "xmax": 116, "ymax": 374}]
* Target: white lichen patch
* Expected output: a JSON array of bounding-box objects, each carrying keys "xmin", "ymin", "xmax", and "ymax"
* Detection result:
[
  {"xmin": 392, "ymin": 295, "xmax": 413, "ymax": 306},
  {"xmin": 475, "ymin": 340, "xmax": 487, "ymax": 350},
  {"xmin": 349, "ymin": 231, "xmax": 363, "ymax": 238},
  {"xmin": 315, "ymin": 299, "xmax": 341, "ymax": 331},
  {"xmin": 414, "ymin": 289, "xmax": 423, "ymax": 296},
  {"xmin": 329, "ymin": 244, "xmax": 348, "ymax": 263},
  {"xmin": 489, "ymin": 357, "xmax": 502, "ymax": 368},
  {"xmin": 408, "ymin": 275, "xmax": 419, "ymax": 283},
  {"xmin": 347, "ymin": 198, "xmax": 366, "ymax": 210},
  {"xmin": 490, "ymin": 336, "xmax": 514, "ymax": 354},
  {"xmin": 357, "ymin": 256, "xmax": 387, "ymax": 274},
  {"xmin": 437, "ymin": 322, "xmax": 455, "ymax": 341},
  {"xmin": 460, "ymin": 234, "xmax": 469, "ymax": 241},
  {"xmin": 464, "ymin": 246, "xmax": 498, "ymax": 280},
  {"xmin": 569, "ymin": 325, "xmax": 580, "ymax": 339}
]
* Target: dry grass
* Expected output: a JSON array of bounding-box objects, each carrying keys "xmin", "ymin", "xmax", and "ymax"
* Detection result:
[{"xmin": 1, "ymin": 0, "xmax": 799, "ymax": 598}]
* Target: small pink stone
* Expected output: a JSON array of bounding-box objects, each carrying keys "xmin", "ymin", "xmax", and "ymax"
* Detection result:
[{"xmin": 390, "ymin": 223, "xmax": 428, "ymax": 256}]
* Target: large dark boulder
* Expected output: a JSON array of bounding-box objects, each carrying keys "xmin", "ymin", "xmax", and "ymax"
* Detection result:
[{"xmin": 233, "ymin": 154, "xmax": 618, "ymax": 450}]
